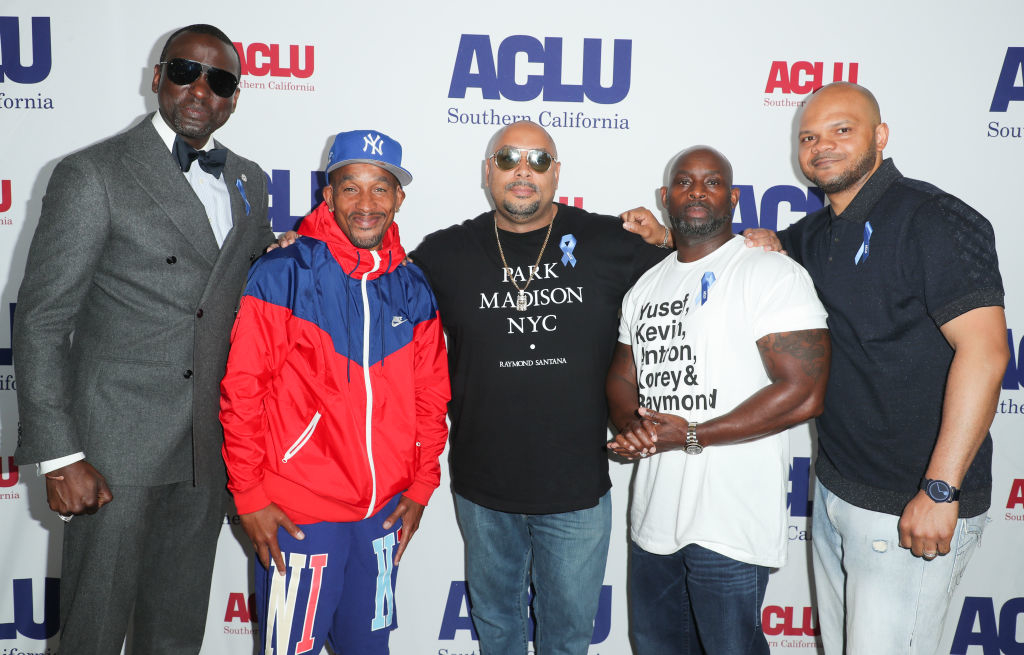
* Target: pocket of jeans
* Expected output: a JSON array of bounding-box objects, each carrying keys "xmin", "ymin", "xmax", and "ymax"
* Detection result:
[
  {"xmin": 946, "ymin": 517, "xmax": 985, "ymax": 593},
  {"xmin": 282, "ymin": 411, "xmax": 321, "ymax": 463}
]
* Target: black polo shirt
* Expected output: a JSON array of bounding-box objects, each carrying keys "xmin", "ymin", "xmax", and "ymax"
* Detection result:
[{"xmin": 780, "ymin": 159, "xmax": 1003, "ymax": 518}]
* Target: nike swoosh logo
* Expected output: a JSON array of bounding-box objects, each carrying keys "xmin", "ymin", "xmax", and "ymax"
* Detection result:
[{"xmin": 392, "ymin": 316, "xmax": 408, "ymax": 327}]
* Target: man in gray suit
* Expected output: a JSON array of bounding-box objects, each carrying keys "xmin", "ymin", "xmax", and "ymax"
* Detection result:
[{"xmin": 13, "ymin": 24, "xmax": 275, "ymax": 654}]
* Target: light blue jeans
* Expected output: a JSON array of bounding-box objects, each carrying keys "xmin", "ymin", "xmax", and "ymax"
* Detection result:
[
  {"xmin": 454, "ymin": 491, "xmax": 612, "ymax": 655},
  {"xmin": 812, "ymin": 479, "xmax": 986, "ymax": 654}
]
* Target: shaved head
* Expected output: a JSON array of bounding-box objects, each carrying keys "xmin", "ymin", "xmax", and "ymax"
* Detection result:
[
  {"xmin": 667, "ymin": 146, "xmax": 734, "ymax": 188},
  {"xmin": 804, "ymin": 82, "xmax": 882, "ymax": 127},
  {"xmin": 487, "ymin": 120, "xmax": 558, "ymax": 159}
]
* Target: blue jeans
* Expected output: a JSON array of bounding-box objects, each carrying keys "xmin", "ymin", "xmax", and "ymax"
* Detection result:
[
  {"xmin": 454, "ymin": 492, "xmax": 612, "ymax": 655},
  {"xmin": 812, "ymin": 479, "xmax": 986, "ymax": 654},
  {"xmin": 629, "ymin": 541, "xmax": 770, "ymax": 655}
]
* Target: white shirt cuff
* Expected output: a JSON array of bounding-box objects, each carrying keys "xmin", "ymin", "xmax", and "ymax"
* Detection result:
[{"xmin": 38, "ymin": 452, "xmax": 86, "ymax": 476}]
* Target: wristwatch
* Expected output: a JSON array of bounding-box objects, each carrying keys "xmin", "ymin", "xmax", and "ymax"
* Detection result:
[
  {"xmin": 685, "ymin": 421, "xmax": 703, "ymax": 455},
  {"xmin": 920, "ymin": 478, "xmax": 960, "ymax": 503}
]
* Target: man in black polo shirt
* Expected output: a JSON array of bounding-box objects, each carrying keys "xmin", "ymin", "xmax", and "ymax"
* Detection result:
[{"xmin": 780, "ymin": 82, "xmax": 1008, "ymax": 654}]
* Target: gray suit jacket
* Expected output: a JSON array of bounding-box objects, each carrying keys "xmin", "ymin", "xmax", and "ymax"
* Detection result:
[{"xmin": 14, "ymin": 115, "xmax": 274, "ymax": 488}]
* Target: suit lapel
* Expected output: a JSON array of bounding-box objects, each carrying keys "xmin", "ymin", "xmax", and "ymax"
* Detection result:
[{"xmin": 123, "ymin": 119, "xmax": 220, "ymax": 266}]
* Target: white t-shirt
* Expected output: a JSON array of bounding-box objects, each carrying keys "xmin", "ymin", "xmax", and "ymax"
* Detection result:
[{"xmin": 618, "ymin": 235, "xmax": 827, "ymax": 567}]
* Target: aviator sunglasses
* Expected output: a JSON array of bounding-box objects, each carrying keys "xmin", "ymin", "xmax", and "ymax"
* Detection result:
[
  {"xmin": 159, "ymin": 58, "xmax": 240, "ymax": 98},
  {"xmin": 490, "ymin": 146, "xmax": 558, "ymax": 173}
]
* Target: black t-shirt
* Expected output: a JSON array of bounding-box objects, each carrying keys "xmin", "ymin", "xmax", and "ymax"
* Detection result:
[
  {"xmin": 411, "ymin": 204, "xmax": 667, "ymax": 513},
  {"xmin": 780, "ymin": 160, "xmax": 1003, "ymax": 517}
]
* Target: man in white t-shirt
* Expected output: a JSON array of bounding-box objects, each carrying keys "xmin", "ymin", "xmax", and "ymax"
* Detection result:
[{"xmin": 606, "ymin": 146, "xmax": 830, "ymax": 654}]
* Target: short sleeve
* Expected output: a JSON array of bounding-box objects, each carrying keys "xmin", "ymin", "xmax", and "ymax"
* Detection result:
[
  {"xmin": 748, "ymin": 255, "xmax": 829, "ymax": 340},
  {"xmin": 906, "ymin": 196, "xmax": 1004, "ymax": 326}
]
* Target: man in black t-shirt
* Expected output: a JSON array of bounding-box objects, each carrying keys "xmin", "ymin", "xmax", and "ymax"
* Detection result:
[
  {"xmin": 411, "ymin": 121, "xmax": 668, "ymax": 654},
  {"xmin": 780, "ymin": 83, "xmax": 1008, "ymax": 654}
]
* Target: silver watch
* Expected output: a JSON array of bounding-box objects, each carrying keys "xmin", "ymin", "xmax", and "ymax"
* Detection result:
[{"xmin": 685, "ymin": 421, "xmax": 703, "ymax": 455}]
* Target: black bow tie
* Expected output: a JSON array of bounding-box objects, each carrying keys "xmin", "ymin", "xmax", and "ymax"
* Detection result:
[{"xmin": 172, "ymin": 135, "xmax": 227, "ymax": 179}]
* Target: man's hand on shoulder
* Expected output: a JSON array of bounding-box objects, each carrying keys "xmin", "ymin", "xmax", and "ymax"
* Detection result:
[
  {"xmin": 44, "ymin": 460, "xmax": 113, "ymax": 516},
  {"xmin": 621, "ymin": 207, "xmax": 672, "ymax": 249},
  {"xmin": 383, "ymin": 496, "xmax": 425, "ymax": 565},
  {"xmin": 265, "ymin": 230, "xmax": 299, "ymax": 253},
  {"xmin": 239, "ymin": 503, "xmax": 305, "ymax": 574},
  {"xmin": 741, "ymin": 228, "xmax": 785, "ymax": 254}
]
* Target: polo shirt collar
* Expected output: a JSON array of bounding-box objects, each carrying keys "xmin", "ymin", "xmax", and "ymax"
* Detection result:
[{"xmin": 832, "ymin": 158, "xmax": 901, "ymax": 223}]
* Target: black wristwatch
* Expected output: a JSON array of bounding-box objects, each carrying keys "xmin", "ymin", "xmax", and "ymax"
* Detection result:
[{"xmin": 920, "ymin": 478, "xmax": 960, "ymax": 503}]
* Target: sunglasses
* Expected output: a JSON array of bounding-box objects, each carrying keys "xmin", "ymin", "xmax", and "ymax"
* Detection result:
[
  {"xmin": 159, "ymin": 58, "xmax": 239, "ymax": 98},
  {"xmin": 490, "ymin": 146, "xmax": 558, "ymax": 173}
]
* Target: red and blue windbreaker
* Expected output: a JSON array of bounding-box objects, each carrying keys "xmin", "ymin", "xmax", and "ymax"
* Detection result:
[{"xmin": 220, "ymin": 202, "xmax": 450, "ymax": 523}]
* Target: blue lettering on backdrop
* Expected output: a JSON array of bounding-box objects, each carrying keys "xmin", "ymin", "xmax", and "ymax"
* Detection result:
[
  {"xmin": 0, "ymin": 17, "xmax": 52, "ymax": 84},
  {"xmin": 0, "ymin": 578, "xmax": 59, "ymax": 639},
  {"xmin": 438, "ymin": 580, "xmax": 612, "ymax": 644},
  {"xmin": 990, "ymin": 47, "xmax": 1024, "ymax": 112},
  {"xmin": 950, "ymin": 596, "xmax": 1024, "ymax": 654},
  {"xmin": 265, "ymin": 170, "xmax": 327, "ymax": 232},
  {"xmin": 1003, "ymin": 329, "xmax": 1024, "ymax": 390},
  {"xmin": 448, "ymin": 34, "xmax": 631, "ymax": 104},
  {"xmin": 0, "ymin": 303, "xmax": 14, "ymax": 366},
  {"xmin": 731, "ymin": 184, "xmax": 825, "ymax": 233},
  {"xmin": 788, "ymin": 456, "xmax": 813, "ymax": 518}
]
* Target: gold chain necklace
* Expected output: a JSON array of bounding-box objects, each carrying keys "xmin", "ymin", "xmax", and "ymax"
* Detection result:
[{"xmin": 494, "ymin": 214, "xmax": 555, "ymax": 312}]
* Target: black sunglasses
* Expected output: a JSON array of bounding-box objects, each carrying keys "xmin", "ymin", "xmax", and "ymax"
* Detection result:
[
  {"xmin": 159, "ymin": 58, "xmax": 239, "ymax": 98},
  {"xmin": 490, "ymin": 146, "xmax": 557, "ymax": 173}
]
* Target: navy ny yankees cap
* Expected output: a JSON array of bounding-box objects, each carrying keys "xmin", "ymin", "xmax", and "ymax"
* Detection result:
[{"xmin": 325, "ymin": 130, "xmax": 412, "ymax": 186}]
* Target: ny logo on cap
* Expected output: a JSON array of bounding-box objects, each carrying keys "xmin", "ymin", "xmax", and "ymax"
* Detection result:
[{"xmin": 363, "ymin": 133, "xmax": 383, "ymax": 156}]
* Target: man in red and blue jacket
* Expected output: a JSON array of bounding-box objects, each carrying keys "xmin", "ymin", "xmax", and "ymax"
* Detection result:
[{"xmin": 220, "ymin": 130, "xmax": 450, "ymax": 655}]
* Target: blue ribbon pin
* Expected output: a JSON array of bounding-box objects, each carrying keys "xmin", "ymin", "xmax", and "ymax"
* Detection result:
[
  {"xmin": 236, "ymin": 178, "xmax": 251, "ymax": 216},
  {"xmin": 560, "ymin": 234, "xmax": 577, "ymax": 267},
  {"xmin": 701, "ymin": 271, "xmax": 716, "ymax": 305},
  {"xmin": 854, "ymin": 221, "xmax": 873, "ymax": 265}
]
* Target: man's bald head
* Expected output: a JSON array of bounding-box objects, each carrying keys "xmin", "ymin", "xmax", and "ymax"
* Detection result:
[
  {"xmin": 487, "ymin": 121, "xmax": 558, "ymax": 160},
  {"xmin": 804, "ymin": 82, "xmax": 882, "ymax": 127},
  {"xmin": 666, "ymin": 146, "xmax": 734, "ymax": 188}
]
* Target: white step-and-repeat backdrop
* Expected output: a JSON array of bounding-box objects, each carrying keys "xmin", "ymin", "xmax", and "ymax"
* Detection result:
[{"xmin": 1, "ymin": 3, "xmax": 1022, "ymax": 653}]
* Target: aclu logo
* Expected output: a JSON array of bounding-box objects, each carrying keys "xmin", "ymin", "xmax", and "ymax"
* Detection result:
[
  {"xmin": 731, "ymin": 184, "xmax": 825, "ymax": 233},
  {"xmin": 1, "ymin": 179, "xmax": 10, "ymax": 212},
  {"xmin": 448, "ymin": 34, "xmax": 631, "ymax": 104},
  {"xmin": 763, "ymin": 60, "xmax": 858, "ymax": 109},
  {"xmin": 438, "ymin": 581, "xmax": 611, "ymax": 645},
  {"xmin": 950, "ymin": 596, "xmax": 1024, "ymax": 654},
  {"xmin": 265, "ymin": 169, "xmax": 327, "ymax": 232},
  {"xmin": 232, "ymin": 42, "xmax": 315, "ymax": 93},
  {"xmin": 764, "ymin": 61, "xmax": 860, "ymax": 94},
  {"xmin": 233, "ymin": 42, "xmax": 314, "ymax": 78},
  {"xmin": 0, "ymin": 17, "xmax": 52, "ymax": 84},
  {"xmin": 0, "ymin": 577, "xmax": 59, "ymax": 640}
]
